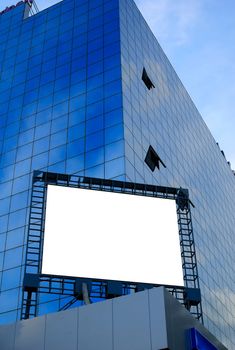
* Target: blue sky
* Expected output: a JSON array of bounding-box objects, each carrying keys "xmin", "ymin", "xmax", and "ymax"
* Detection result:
[{"xmin": 1, "ymin": 0, "xmax": 234, "ymax": 167}]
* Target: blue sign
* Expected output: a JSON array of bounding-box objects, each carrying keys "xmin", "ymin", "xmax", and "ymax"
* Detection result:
[{"xmin": 189, "ymin": 328, "xmax": 217, "ymax": 350}]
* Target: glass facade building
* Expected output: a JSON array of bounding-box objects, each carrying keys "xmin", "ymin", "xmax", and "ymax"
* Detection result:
[{"xmin": 0, "ymin": 0, "xmax": 234, "ymax": 348}]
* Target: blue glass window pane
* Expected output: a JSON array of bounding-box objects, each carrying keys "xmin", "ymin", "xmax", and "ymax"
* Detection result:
[
  {"xmin": 104, "ymin": 30, "xmax": 119, "ymax": 46},
  {"xmin": 2, "ymin": 136, "xmax": 18, "ymax": 153},
  {"xmin": 0, "ymin": 216, "xmax": 8, "ymax": 234},
  {"xmin": 70, "ymin": 82, "xmax": 86, "ymax": 99},
  {"xmin": 33, "ymin": 137, "xmax": 50, "ymax": 155},
  {"xmin": 87, "ymin": 61, "xmax": 103, "ymax": 78},
  {"xmin": 18, "ymin": 129, "xmax": 34, "ymax": 146},
  {"xmin": 85, "ymin": 147, "xmax": 104, "ymax": 168},
  {"xmin": 68, "ymin": 123, "xmax": 85, "ymax": 142},
  {"xmin": 36, "ymin": 108, "xmax": 52, "ymax": 126},
  {"xmin": 14, "ymin": 159, "xmax": 31, "ymax": 177},
  {"xmin": 86, "ymin": 115, "xmax": 104, "ymax": 135},
  {"xmin": 20, "ymin": 115, "xmax": 35, "ymax": 132},
  {"xmin": 105, "ymin": 157, "xmax": 125, "ymax": 179},
  {"xmin": 0, "ymin": 150, "xmax": 16, "ymax": 168},
  {"xmin": 1, "ymin": 165, "xmax": 14, "ymax": 183},
  {"xmin": 50, "ymin": 131, "xmax": 67, "ymax": 148},
  {"xmin": 104, "ymin": 41, "xmax": 120, "ymax": 58},
  {"xmin": 12, "ymin": 175, "xmax": 30, "ymax": 194},
  {"xmin": 0, "ymin": 181, "xmax": 12, "ymax": 200},
  {"xmin": 0, "ymin": 253, "xmax": 3, "ymax": 271},
  {"xmin": 56, "ymin": 64, "xmax": 71, "ymax": 80},
  {"xmin": 66, "ymin": 155, "xmax": 84, "ymax": 174},
  {"xmin": 104, "ymin": 93, "xmax": 122, "ymax": 113},
  {"xmin": 104, "ymin": 67, "xmax": 121, "ymax": 84},
  {"xmin": 67, "ymin": 138, "xmax": 85, "ymax": 158},
  {"xmin": 87, "ymin": 87, "xmax": 103, "ymax": 104},
  {"xmin": 48, "ymin": 161, "xmax": 66, "ymax": 174},
  {"xmin": 4, "ymin": 122, "xmax": 20, "ymax": 138},
  {"xmin": 0, "ymin": 198, "xmax": 10, "ymax": 216},
  {"xmin": 87, "ymin": 74, "xmax": 103, "ymax": 91},
  {"xmin": 51, "ymin": 115, "xmax": 68, "ymax": 134},
  {"xmin": 35, "ymin": 123, "xmax": 51, "ymax": 139},
  {"xmin": 0, "ymin": 310, "xmax": 17, "ymax": 325},
  {"xmin": 0, "ymin": 289, "xmax": 19, "ymax": 313},
  {"xmin": 71, "ymin": 69, "xmax": 86, "ymax": 85},
  {"xmin": 88, "ymin": 49, "xmax": 103, "ymax": 65},
  {"xmin": 16, "ymin": 143, "xmax": 33, "ymax": 162},
  {"xmin": 86, "ymin": 101, "xmax": 103, "ymax": 120},
  {"xmin": 69, "ymin": 95, "xmax": 86, "ymax": 112},
  {"xmin": 72, "ymin": 44, "xmax": 86, "ymax": 60},
  {"xmin": 10, "ymin": 191, "xmax": 28, "ymax": 212},
  {"xmin": 105, "ymin": 123, "xmax": 123, "ymax": 144},
  {"xmin": 105, "ymin": 140, "xmax": 124, "ymax": 162},
  {"xmin": 8, "ymin": 209, "xmax": 27, "ymax": 231},
  {"xmin": 6, "ymin": 228, "xmax": 25, "ymax": 250},
  {"xmin": 23, "ymin": 89, "xmax": 39, "ymax": 105},
  {"xmin": 0, "ymin": 234, "xmax": 6, "ymax": 252},
  {"xmin": 49, "ymin": 146, "xmax": 66, "ymax": 164},
  {"xmin": 31, "ymin": 152, "xmax": 48, "ymax": 170},
  {"xmin": 88, "ymin": 37, "xmax": 103, "ymax": 53},
  {"xmin": 37, "ymin": 94, "xmax": 53, "ymax": 112},
  {"xmin": 104, "ymin": 80, "xmax": 121, "ymax": 98},
  {"xmin": 38, "ymin": 300, "xmax": 59, "ymax": 316},
  {"xmin": 1, "ymin": 267, "xmax": 21, "ymax": 290},
  {"xmin": 69, "ymin": 109, "xmax": 86, "ymax": 127},
  {"xmin": 85, "ymin": 164, "xmax": 104, "ymax": 178},
  {"xmin": 88, "ymin": 27, "xmax": 103, "ymax": 41},
  {"xmin": 54, "ymin": 88, "xmax": 70, "ymax": 104},
  {"xmin": 3, "ymin": 247, "xmax": 23, "ymax": 269},
  {"xmin": 41, "ymin": 59, "xmax": 56, "ymax": 74},
  {"xmin": 52, "ymin": 101, "xmax": 69, "ymax": 118},
  {"xmin": 39, "ymin": 82, "xmax": 54, "ymax": 98},
  {"xmin": 86, "ymin": 131, "xmax": 104, "ymax": 152}
]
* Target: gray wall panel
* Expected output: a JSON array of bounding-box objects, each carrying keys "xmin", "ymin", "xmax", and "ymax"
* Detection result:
[
  {"xmin": 164, "ymin": 289, "xmax": 227, "ymax": 350},
  {"xmin": 78, "ymin": 300, "xmax": 113, "ymax": 350},
  {"xmin": 113, "ymin": 292, "xmax": 151, "ymax": 350},
  {"xmin": 14, "ymin": 316, "xmax": 46, "ymax": 350},
  {"xmin": 0, "ymin": 288, "xmax": 227, "ymax": 350},
  {"xmin": 148, "ymin": 288, "xmax": 168, "ymax": 349},
  {"xmin": 0, "ymin": 323, "xmax": 15, "ymax": 350},
  {"xmin": 45, "ymin": 308, "xmax": 78, "ymax": 350}
]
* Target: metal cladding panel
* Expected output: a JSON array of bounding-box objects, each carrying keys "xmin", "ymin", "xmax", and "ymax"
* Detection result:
[
  {"xmin": 78, "ymin": 299, "xmax": 113, "ymax": 350},
  {"xmin": 0, "ymin": 323, "xmax": 15, "ymax": 350},
  {"xmin": 0, "ymin": 287, "xmax": 227, "ymax": 350},
  {"xmin": 14, "ymin": 316, "xmax": 46, "ymax": 350},
  {"xmin": 112, "ymin": 290, "xmax": 152, "ymax": 350},
  {"xmin": 45, "ymin": 308, "xmax": 78, "ymax": 350},
  {"xmin": 148, "ymin": 287, "xmax": 168, "ymax": 349},
  {"xmin": 163, "ymin": 289, "xmax": 227, "ymax": 350}
]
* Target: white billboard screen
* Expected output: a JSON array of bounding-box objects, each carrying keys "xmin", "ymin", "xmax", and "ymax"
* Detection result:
[{"xmin": 42, "ymin": 185, "xmax": 184, "ymax": 286}]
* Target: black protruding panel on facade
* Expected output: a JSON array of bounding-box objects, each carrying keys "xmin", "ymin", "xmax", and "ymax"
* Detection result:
[
  {"xmin": 184, "ymin": 288, "xmax": 201, "ymax": 307},
  {"xmin": 145, "ymin": 145, "xmax": 166, "ymax": 171},
  {"xmin": 142, "ymin": 68, "xmax": 155, "ymax": 90}
]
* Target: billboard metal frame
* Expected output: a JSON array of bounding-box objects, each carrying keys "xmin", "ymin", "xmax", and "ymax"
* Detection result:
[{"xmin": 21, "ymin": 171, "xmax": 202, "ymax": 321}]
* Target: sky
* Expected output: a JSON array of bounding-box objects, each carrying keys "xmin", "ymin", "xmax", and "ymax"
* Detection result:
[{"xmin": 1, "ymin": 0, "xmax": 234, "ymax": 168}]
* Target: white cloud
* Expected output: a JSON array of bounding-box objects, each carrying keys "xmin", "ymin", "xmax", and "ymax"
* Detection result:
[{"xmin": 135, "ymin": 0, "xmax": 201, "ymax": 46}]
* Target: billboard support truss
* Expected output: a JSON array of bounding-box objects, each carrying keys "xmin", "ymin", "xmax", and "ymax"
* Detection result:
[{"xmin": 21, "ymin": 171, "xmax": 202, "ymax": 321}]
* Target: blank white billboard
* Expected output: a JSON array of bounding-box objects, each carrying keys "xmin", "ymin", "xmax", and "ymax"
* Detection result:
[{"xmin": 42, "ymin": 185, "xmax": 184, "ymax": 286}]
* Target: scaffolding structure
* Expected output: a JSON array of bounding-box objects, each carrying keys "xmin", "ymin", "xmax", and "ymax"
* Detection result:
[{"xmin": 21, "ymin": 171, "xmax": 202, "ymax": 321}]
